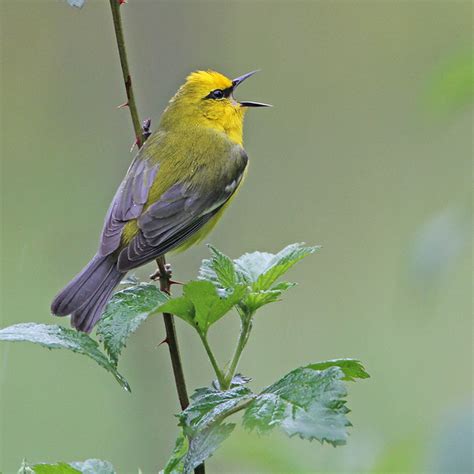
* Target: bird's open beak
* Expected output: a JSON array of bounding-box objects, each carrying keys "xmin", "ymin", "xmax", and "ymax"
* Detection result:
[{"xmin": 232, "ymin": 70, "xmax": 272, "ymax": 108}]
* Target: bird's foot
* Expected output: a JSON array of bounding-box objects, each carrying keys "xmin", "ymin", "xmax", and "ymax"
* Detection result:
[
  {"xmin": 142, "ymin": 118, "xmax": 152, "ymax": 141},
  {"xmin": 130, "ymin": 118, "xmax": 152, "ymax": 152},
  {"xmin": 150, "ymin": 263, "xmax": 172, "ymax": 281}
]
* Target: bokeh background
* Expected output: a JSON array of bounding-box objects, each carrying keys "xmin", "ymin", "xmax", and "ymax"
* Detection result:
[{"xmin": 1, "ymin": 1, "xmax": 472, "ymax": 473}]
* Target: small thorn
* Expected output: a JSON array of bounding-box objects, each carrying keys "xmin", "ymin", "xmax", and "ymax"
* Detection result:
[
  {"xmin": 119, "ymin": 0, "xmax": 127, "ymax": 5},
  {"xmin": 169, "ymin": 279, "xmax": 184, "ymax": 286},
  {"xmin": 117, "ymin": 101, "xmax": 129, "ymax": 109},
  {"xmin": 158, "ymin": 337, "xmax": 169, "ymax": 347},
  {"xmin": 130, "ymin": 138, "xmax": 139, "ymax": 153}
]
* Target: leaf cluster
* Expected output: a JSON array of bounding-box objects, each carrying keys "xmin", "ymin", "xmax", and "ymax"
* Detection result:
[
  {"xmin": 0, "ymin": 244, "xmax": 317, "ymax": 391},
  {"xmin": 199, "ymin": 243, "xmax": 319, "ymax": 313},
  {"xmin": 163, "ymin": 360, "xmax": 369, "ymax": 473},
  {"xmin": 2, "ymin": 244, "xmax": 369, "ymax": 474},
  {"xmin": 157, "ymin": 243, "xmax": 319, "ymax": 389}
]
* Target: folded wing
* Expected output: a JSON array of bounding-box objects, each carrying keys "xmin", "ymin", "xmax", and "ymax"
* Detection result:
[
  {"xmin": 99, "ymin": 156, "xmax": 159, "ymax": 256},
  {"xmin": 117, "ymin": 146, "xmax": 248, "ymax": 271}
]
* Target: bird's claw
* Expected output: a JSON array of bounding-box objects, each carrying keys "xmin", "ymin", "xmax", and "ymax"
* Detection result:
[
  {"xmin": 150, "ymin": 263, "xmax": 172, "ymax": 281},
  {"xmin": 130, "ymin": 118, "xmax": 152, "ymax": 152}
]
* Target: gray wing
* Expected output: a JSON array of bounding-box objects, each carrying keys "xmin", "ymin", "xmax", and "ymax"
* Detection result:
[
  {"xmin": 99, "ymin": 157, "xmax": 159, "ymax": 256},
  {"xmin": 117, "ymin": 147, "xmax": 248, "ymax": 271}
]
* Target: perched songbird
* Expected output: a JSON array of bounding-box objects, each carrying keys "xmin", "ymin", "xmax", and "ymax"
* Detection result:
[{"xmin": 51, "ymin": 70, "xmax": 270, "ymax": 333}]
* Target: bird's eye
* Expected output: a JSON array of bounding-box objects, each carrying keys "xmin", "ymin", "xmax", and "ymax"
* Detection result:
[{"xmin": 210, "ymin": 89, "xmax": 224, "ymax": 99}]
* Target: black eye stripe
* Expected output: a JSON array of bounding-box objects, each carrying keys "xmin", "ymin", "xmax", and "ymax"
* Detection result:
[{"xmin": 204, "ymin": 86, "xmax": 233, "ymax": 100}]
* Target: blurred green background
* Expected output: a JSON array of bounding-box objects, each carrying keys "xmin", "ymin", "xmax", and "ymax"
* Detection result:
[{"xmin": 1, "ymin": 1, "xmax": 472, "ymax": 473}]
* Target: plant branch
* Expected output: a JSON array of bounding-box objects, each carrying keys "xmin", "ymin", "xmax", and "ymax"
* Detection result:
[
  {"xmin": 108, "ymin": 4, "xmax": 204, "ymax": 473},
  {"xmin": 109, "ymin": 0, "xmax": 145, "ymax": 147},
  {"xmin": 223, "ymin": 312, "xmax": 253, "ymax": 389},
  {"xmin": 156, "ymin": 255, "xmax": 190, "ymax": 411},
  {"xmin": 108, "ymin": 0, "xmax": 191, "ymax": 412},
  {"xmin": 198, "ymin": 332, "xmax": 226, "ymax": 389}
]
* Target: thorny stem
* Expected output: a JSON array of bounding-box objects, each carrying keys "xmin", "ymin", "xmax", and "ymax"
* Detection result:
[
  {"xmin": 108, "ymin": 3, "xmax": 204, "ymax": 473},
  {"xmin": 109, "ymin": 0, "xmax": 145, "ymax": 147},
  {"xmin": 156, "ymin": 256, "xmax": 190, "ymax": 411}
]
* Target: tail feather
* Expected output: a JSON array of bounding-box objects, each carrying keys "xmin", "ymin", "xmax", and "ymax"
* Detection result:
[
  {"xmin": 71, "ymin": 271, "xmax": 123, "ymax": 333},
  {"xmin": 51, "ymin": 254, "xmax": 125, "ymax": 332}
]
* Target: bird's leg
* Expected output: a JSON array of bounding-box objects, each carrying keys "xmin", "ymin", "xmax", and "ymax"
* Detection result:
[
  {"xmin": 150, "ymin": 262, "xmax": 172, "ymax": 281},
  {"xmin": 130, "ymin": 118, "xmax": 152, "ymax": 152},
  {"xmin": 150, "ymin": 260, "xmax": 184, "ymax": 287},
  {"xmin": 141, "ymin": 118, "xmax": 152, "ymax": 141}
]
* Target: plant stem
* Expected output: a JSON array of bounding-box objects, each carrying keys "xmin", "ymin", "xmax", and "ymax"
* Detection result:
[
  {"xmin": 223, "ymin": 313, "xmax": 253, "ymax": 389},
  {"xmin": 108, "ymin": 3, "xmax": 204, "ymax": 473},
  {"xmin": 109, "ymin": 0, "xmax": 144, "ymax": 147},
  {"xmin": 156, "ymin": 256, "xmax": 190, "ymax": 410},
  {"xmin": 198, "ymin": 332, "xmax": 226, "ymax": 389},
  {"xmin": 108, "ymin": 0, "xmax": 191, "ymax": 412},
  {"xmin": 156, "ymin": 259, "xmax": 206, "ymax": 474}
]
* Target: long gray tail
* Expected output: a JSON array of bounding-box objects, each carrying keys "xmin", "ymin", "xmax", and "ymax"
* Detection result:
[{"xmin": 51, "ymin": 254, "xmax": 125, "ymax": 333}]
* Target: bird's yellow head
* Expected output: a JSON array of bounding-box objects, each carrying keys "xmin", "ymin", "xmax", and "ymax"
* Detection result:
[{"xmin": 161, "ymin": 70, "xmax": 270, "ymax": 145}]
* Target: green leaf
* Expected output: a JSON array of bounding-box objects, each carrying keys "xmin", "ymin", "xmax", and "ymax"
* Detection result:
[
  {"xmin": 200, "ymin": 247, "xmax": 294, "ymax": 288},
  {"xmin": 96, "ymin": 283, "xmax": 168, "ymax": 366},
  {"xmin": 199, "ymin": 244, "xmax": 318, "ymax": 313},
  {"xmin": 243, "ymin": 289, "xmax": 283, "ymax": 312},
  {"xmin": 252, "ymin": 243, "xmax": 319, "ymax": 291},
  {"xmin": 270, "ymin": 281, "xmax": 297, "ymax": 292},
  {"xmin": 199, "ymin": 245, "xmax": 240, "ymax": 289},
  {"xmin": 233, "ymin": 243, "xmax": 319, "ymax": 290},
  {"xmin": 183, "ymin": 423, "xmax": 234, "ymax": 473},
  {"xmin": 157, "ymin": 297, "xmax": 195, "ymax": 325},
  {"xmin": 228, "ymin": 373, "xmax": 251, "ymax": 387},
  {"xmin": 183, "ymin": 281, "xmax": 228, "ymax": 332},
  {"xmin": 162, "ymin": 432, "xmax": 188, "ymax": 473},
  {"xmin": 29, "ymin": 464, "xmax": 80, "ymax": 474},
  {"xmin": 164, "ymin": 381, "xmax": 253, "ymax": 473},
  {"xmin": 19, "ymin": 460, "xmax": 115, "ymax": 474},
  {"xmin": 243, "ymin": 361, "xmax": 368, "ymax": 446},
  {"xmin": 242, "ymin": 282, "xmax": 297, "ymax": 313},
  {"xmin": 306, "ymin": 359, "xmax": 370, "ymax": 382},
  {"xmin": 187, "ymin": 281, "xmax": 246, "ymax": 333},
  {"xmin": 158, "ymin": 281, "xmax": 246, "ymax": 334},
  {"xmin": 69, "ymin": 460, "xmax": 115, "ymax": 474},
  {"xmin": 241, "ymin": 244, "xmax": 317, "ymax": 311},
  {"xmin": 163, "ymin": 424, "xmax": 235, "ymax": 474},
  {"xmin": 179, "ymin": 384, "xmax": 253, "ymax": 435},
  {"xmin": 232, "ymin": 251, "xmax": 274, "ymax": 283},
  {"xmin": 0, "ymin": 324, "xmax": 129, "ymax": 392},
  {"xmin": 164, "ymin": 424, "xmax": 235, "ymax": 474}
]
